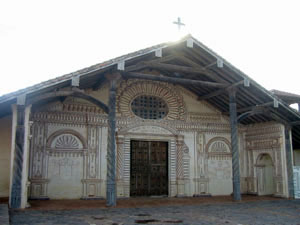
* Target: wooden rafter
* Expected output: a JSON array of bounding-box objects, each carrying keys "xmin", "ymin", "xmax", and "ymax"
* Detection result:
[
  {"xmin": 236, "ymin": 101, "xmax": 274, "ymax": 113},
  {"xmin": 27, "ymin": 88, "xmax": 109, "ymax": 113},
  {"xmin": 125, "ymin": 55, "xmax": 176, "ymax": 72},
  {"xmin": 122, "ymin": 72, "xmax": 227, "ymax": 88},
  {"xmin": 198, "ymin": 80, "xmax": 244, "ymax": 100},
  {"xmin": 143, "ymin": 61, "xmax": 217, "ymax": 76}
]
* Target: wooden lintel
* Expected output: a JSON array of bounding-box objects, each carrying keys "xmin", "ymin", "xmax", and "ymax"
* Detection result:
[
  {"xmin": 122, "ymin": 72, "xmax": 227, "ymax": 88},
  {"xmin": 143, "ymin": 61, "xmax": 213, "ymax": 75},
  {"xmin": 198, "ymin": 80, "xmax": 244, "ymax": 101}
]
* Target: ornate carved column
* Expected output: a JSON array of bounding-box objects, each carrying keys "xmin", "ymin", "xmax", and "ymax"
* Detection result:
[
  {"xmin": 10, "ymin": 98, "xmax": 32, "ymax": 208},
  {"xmin": 106, "ymin": 77, "xmax": 117, "ymax": 206},
  {"xmin": 229, "ymin": 89, "xmax": 241, "ymax": 201},
  {"xmin": 116, "ymin": 135, "xmax": 124, "ymax": 197},
  {"xmin": 176, "ymin": 135, "xmax": 185, "ymax": 197},
  {"xmin": 285, "ymin": 126, "xmax": 294, "ymax": 198}
]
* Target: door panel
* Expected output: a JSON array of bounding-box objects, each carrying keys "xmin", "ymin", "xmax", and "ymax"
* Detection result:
[{"xmin": 130, "ymin": 141, "xmax": 168, "ymax": 196}]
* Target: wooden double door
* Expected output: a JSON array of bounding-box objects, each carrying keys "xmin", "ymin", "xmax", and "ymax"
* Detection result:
[{"xmin": 130, "ymin": 140, "xmax": 168, "ymax": 196}]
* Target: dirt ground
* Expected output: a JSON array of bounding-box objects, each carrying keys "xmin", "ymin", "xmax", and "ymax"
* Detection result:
[{"xmin": 27, "ymin": 195, "xmax": 280, "ymax": 210}]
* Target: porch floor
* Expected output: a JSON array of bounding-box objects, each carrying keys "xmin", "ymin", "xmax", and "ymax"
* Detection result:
[{"xmin": 27, "ymin": 195, "xmax": 280, "ymax": 210}]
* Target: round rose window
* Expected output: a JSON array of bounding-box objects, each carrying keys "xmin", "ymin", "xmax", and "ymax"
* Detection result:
[{"xmin": 131, "ymin": 95, "xmax": 168, "ymax": 119}]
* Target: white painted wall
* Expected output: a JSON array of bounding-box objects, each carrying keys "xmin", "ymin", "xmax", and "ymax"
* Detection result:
[
  {"xmin": 294, "ymin": 150, "xmax": 300, "ymax": 166},
  {"xmin": 0, "ymin": 115, "xmax": 12, "ymax": 197}
]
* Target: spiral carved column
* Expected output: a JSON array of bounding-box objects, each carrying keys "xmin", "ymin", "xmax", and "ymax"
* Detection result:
[
  {"xmin": 106, "ymin": 79, "xmax": 117, "ymax": 206},
  {"xmin": 229, "ymin": 89, "xmax": 241, "ymax": 201},
  {"xmin": 285, "ymin": 126, "xmax": 294, "ymax": 198},
  {"xmin": 10, "ymin": 105, "xmax": 25, "ymax": 208},
  {"xmin": 116, "ymin": 135, "xmax": 124, "ymax": 197},
  {"xmin": 176, "ymin": 136, "xmax": 185, "ymax": 197}
]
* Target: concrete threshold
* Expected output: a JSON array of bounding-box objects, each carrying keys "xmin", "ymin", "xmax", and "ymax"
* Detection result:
[{"xmin": 0, "ymin": 204, "xmax": 9, "ymax": 225}]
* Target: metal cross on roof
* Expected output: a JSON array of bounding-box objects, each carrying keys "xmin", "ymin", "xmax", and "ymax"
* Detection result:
[{"xmin": 173, "ymin": 17, "xmax": 185, "ymax": 31}]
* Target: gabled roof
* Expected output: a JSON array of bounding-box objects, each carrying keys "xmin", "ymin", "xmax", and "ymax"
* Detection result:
[
  {"xmin": 271, "ymin": 89, "xmax": 300, "ymax": 104},
  {"xmin": 1, "ymin": 34, "xmax": 300, "ymax": 146}
]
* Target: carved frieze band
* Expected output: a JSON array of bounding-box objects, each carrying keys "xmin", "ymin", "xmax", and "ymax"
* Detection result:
[{"xmin": 32, "ymin": 111, "xmax": 231, "ymax": 134}]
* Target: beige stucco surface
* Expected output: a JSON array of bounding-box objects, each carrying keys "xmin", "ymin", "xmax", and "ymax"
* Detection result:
[
  {"xmin": 0, "ymin": 116, "xmax": 12, "ymax": 197},
  {"xmin": 294, "ymin": 150, "xmax": 300, "ymax": 166}
]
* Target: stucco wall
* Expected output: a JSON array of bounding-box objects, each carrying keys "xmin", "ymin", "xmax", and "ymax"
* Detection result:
[
  {"xmin": 294, "ymin": 150, "xmax": 300, "ymax": 166},
  {"xmin": 0, "ymin": 115, "xmax": 12, "ymax": 197}
]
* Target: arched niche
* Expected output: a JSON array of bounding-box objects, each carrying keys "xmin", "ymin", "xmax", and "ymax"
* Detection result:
[
  {"xmin": 47, "ymin": 129, "xmax": 87, "ymax": 150},
  {"xmin": 45, "ymin": 129, "xmax": 87, "ymax": 199},
  {"xmin": 205, "ymin": 137, "xmax": 232, "ymax": 196},
  {"xmin": 256, "ymin": 153, "xmax": 275, "ymax": 196}
]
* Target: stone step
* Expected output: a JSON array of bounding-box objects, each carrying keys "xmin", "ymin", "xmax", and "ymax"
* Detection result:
[{"xmin": 0, "ymin": 204, "xmax": 9, "ymax": 225}]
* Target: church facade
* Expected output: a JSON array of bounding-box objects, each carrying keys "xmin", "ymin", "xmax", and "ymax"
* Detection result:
[{"xmin": 0, "ymin": 35, "xmax": 299, "ymax": 208}]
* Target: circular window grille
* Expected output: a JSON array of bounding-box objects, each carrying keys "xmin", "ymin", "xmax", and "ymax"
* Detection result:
[{"xmin": 131, "ymin": 95, "xmax": 168, "ymax": 119}]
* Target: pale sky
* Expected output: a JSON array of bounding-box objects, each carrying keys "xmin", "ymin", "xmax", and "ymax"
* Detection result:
[{"xmin": 1, "ymin": 0, "xmax": 300, "ymax": 97}]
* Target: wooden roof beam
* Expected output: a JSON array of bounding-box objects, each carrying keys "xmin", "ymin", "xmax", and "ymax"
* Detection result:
[
  {"xmin": 122, "ymin": 72, "xmax": 227, "ymax": 88},
  {"xmin": 198, "ymin": 80, "xmax": 244, "ymax": 100},
  {"xmin": 125, "ymin": 55, "xmax": 176, "ymax": 72},
  {"xmin": 236, "ymin": 101, "xmax": 274, "ymax": 113},
  {"xmin": 143, "ymin": 61, "xmax": 217, "ymax": 76}
]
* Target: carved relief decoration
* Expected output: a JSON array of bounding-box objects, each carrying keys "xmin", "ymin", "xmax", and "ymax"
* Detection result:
[
  {"xmin": 208, "ymin": 160, "xmax": 232, "ymax": 179},
  {"xmin": 37, "ymin": 97, "xmax": 105, "ymax": 114},
  {"xmin": 205, "ymin": 137, "xmax": 231, "ymax": 160},
  {"xmin": 47, "ymin": 130, "xmax": 87, "ymax": 150},
  {"xmin": 116, "ymin": 79, "xmax": 187, "ymax": 121},
  {"xmin": 188, "ymin": 112, "xmax": 221, "ymax": 123},
  {"xmin": 52, "ymin": 134, "xmax": 82, "ymax": 149},
  {"xmin": 245, "ymin": 123, "xmax": 285, "ymax": 196}
]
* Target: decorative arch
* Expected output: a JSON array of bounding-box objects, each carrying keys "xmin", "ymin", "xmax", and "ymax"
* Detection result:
[
  {"xmin": 255, "ymin": 153, "xmax": 275, "ymax": 195},
  {"xmin": 205, "ymin": 137, "xmax": 231, "ymax": 153},
  {"xmin": 47, "ymin": 129, "xmax": 87, "ymax": 149},
  {"xmin": 256, "ymin": 153, "xmax": 274, "ymax": 166},
  {"xmin": 116, "ymin": 79, "xmax": 187, "ymax": 120}
]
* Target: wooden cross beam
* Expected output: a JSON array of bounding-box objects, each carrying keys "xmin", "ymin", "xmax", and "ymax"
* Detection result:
[
  {"xmin": 236, "ymin": 101, "xmax": 274, "ymax": 113},
  {"xmin": 122, "ymin": 72, "xmax": 227, "ymax": 88},
  {"xmin": 143, "ymin": 61, "xmax": 215, "ymax": 75},
  {"xmin": 198, "ymin": 80, "xmax": 244, "ymax": 100},
  {"xmin": 125, "ymin": 55, "xmax": 176, "ymax": 72}
]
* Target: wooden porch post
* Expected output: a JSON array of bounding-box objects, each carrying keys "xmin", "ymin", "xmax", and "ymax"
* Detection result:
[
  {"xmin": 284, "ymin": 126, "xmax": 294, "ymax": 198},
  {"xmin": 229, "ymin": 89, "xmax": 242, "ymax": 201},
  {"xmin": 10, "ymin": 96, "xmax": 32, "ymax": 208},
  {"xmin": 106, "ymin": 78, "xmax": 117, "ymax": 207}
]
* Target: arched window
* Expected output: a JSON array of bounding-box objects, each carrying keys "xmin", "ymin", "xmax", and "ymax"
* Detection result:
[{"xmin": 131, "ymin": 95, "xmax": 168, "ymax": 119}]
